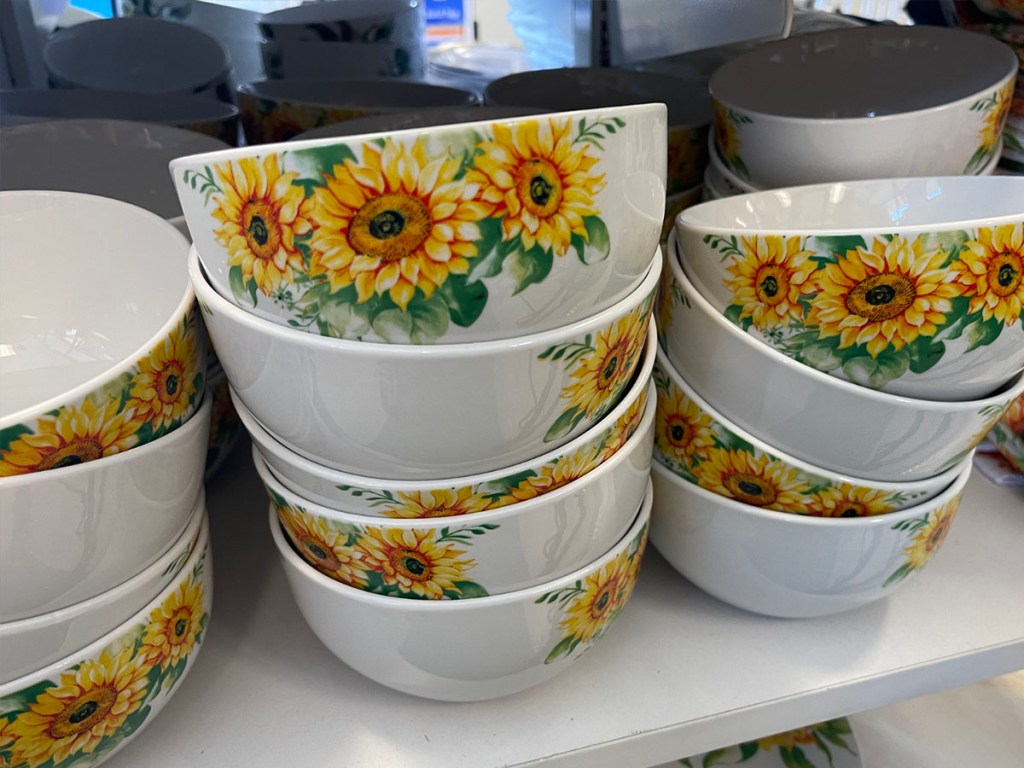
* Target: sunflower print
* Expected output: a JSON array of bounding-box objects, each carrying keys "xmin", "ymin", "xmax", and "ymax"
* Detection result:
[
  {"xmin": 306, "ymin": 137, "xmax": 492, "ymax": 311},
  {"xmin": 712, "ymin": 102, "xmax": 741, "ymax": 164},
  {"xmin": 5, "ymin": 649, "xmax": 150, "ymax": 768},
  {"xmin": 558, "ymin": 550, "xmax": 634, "ymax": 646},
  {"xmin": 953, "ymin": 223, "xmax": 1024, "ymax": 326},
  {"xmin": 355, "ymin": 527, "xmax": 477, "ymax": 600},
  {"xmin": 979, "ymin": 81, "xmax": 1015, "ymax": 153},
  {"xmin": 140, "ymin": 574, "xmax": 206, "ymax": 670},
  {"xmin": 807, "ymin": 235, "xmax": 959, "ymax": 358},
  {"xmin": 695, "ymin": 448, "xmax": 811, "ymax": 511},
  {"xmin": 470, "ymin": 118, "xmax": 606, "ymax": 256},
  {"xmin": 654, "ymin": 384, "xmax": 716, "ymax": 469},
  {"xmin": 128, "ymin": 316, "xmax": 202, "ymax": 432},
  {"xmin": 376, "ymin": 487, "xmax": 496, "ymax": 519},
  {"xmin": 211, "ymin": 154, "xmax": 312, "ymax": 297},
  {"xmin": 804, "ymin": 485, "xmax": 899, "ymax": 518},
  {"xmin": 1004, "ymin": 394, "xmax": 1024, "ymax": 434},
  {"xmin": 276, "ymin": 503, "xmax": 368, "ymax": 588},
  {"xmin": 903, "ymin": 499, "xmax": 959, "ymax": 571},
  {"xmin": 504, "ymin": 449, "xmax": 596, "ymax": 503},
  {"xmin": 757, "ymin": 725, "xmax": 819, "ymax": 751},
  {"xmin": 596, "ymin": 384, "xmax": 649, "ymax": 462},
  {"xmin": 0, "ymin": 397, "xmax": 141, "ymax": 476},
  {"xmin": 725, "ymin": 235, "xmax": 816, "ymax": 329}
]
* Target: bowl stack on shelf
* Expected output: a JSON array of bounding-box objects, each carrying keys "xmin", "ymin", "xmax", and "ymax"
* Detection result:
[
  {"xmin": 0, "ymin": 192, "xmax": 213, "ymax": 767},
  {"xmin": 170, "ymin": 103, "xmax": 669, "ymax": 701},
  {"xmin": 651, "ymin": 175, "xmax": 1024, "ymax": 619}
]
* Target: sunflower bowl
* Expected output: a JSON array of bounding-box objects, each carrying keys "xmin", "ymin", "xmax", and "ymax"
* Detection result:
[
  {"xmin": 0, "ymin": 511, "xmax": 211, "ymax": 768},
  {"xmin": 650, "ymin": 456, "xmax": 972, "ymax": 618},
  {"xmin": 172, "ymin": 102, "xmax": 666, "ymax": 345},
  {"xmin": 674, "ymin": 176, "xmax": 1024, "ymax": 400},
  {"xmin": 270, "ymin": 480, "xmax": 650, "ymax": 701},
  {"xmin": 658, "ymin": 239, "xmax": 1024, "ymax": 482},
  {"xmin": 652, "ymin": 346, "xmax": 961, "ymax": 516},
  {"xmin": 190, "ymin": 245, "xmax": 657, "ymax": 479},
  {"xmin": 989, "ymin": 392, "xmax": 1024, "ymax": 474}
]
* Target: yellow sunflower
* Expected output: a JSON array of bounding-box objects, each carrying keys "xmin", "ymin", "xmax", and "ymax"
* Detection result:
[
  {"xmin": 504, "ymin": 449, "xmax": 595, "ymax": 503},
  {"xmin": 1004, "ymin": 395, "xmax": 1024, "ymax": 434},
  {"xmin": 140, "ymin": 574, "xmax": 206, "ymax": 670},
  {"xmin": 954, "ymin": 224, "xmax": 1024, "ymax": 326},
  {"xmin": 804, "ymin": 485, "xmax": 898, "ymax": 518},
  {"xmin": 306, "ymin": 137, "xmax": 492, "ymax": 311},
  {"xmin": 694, "ymin": 448, "xmax": 810, "ymax": 511},
  {"xmin": 903, "ymin": 498, "xmax": 960, "ymax": 571},
  {"xmin": 355, "ymin": 528, "xmax": 477, "ymax": 599},
  {"xmin": 6, "ymin": 649, "xmax": 150, "ymax": 768},
  {"xmin": 127, "ymin": 319, "xmax": 201, "ymax": 432},
  {"xmin": 758, "ymin": 726, "xmax": 819, "ymax": 751},
  {"xmin": 979, "ymin": 81, "xmax": 1014, "ymax": 152},
  {"xmin": 0, "ymin": 398, "xmax": 141, "ymax": 477},
  {"xmin": 469, "ymin": 118, "xmax": 606, "ymax": 256},
  {"xmin": 713, "ymin": 102, "xmax": 741, "ymax": 162},
  {"xmin": 807, "ymin": 236, "xmax": 959, "ymax": 357},
  {"xmin": 211, "ymin": 154, "xmax": 312, "ymax": 297},
  {"xmin": 561, "ymin": 309, "xmax": 647, "ymax": 421},
  {"xmin": 725, "ymin": 235, "xmax": 816, "ymax": 328},
  {"xmin": 378, "ymin": 487, "xmax": 496, "ymax": 519},
  {"xmin": 597, "ymin": 386, "xmax": 649, "ymax": 462},
  {"xmin": 558, "ymin": 551, "xmax": 631, "ymax": 646},
  {"xmin": 655, "ymin": 385, "xmax": 715, "ymax": 468},
  {"xmin": 276, "ymin": 503, "xmax": 368, "ymax": 588}
]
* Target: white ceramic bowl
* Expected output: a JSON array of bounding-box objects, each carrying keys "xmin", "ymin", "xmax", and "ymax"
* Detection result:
[
  {"xmin": 235, "ymin": 321, "xmax": 654, "ymax": 513},
  {"xmin": 0, "ymin": 490, "xmax": 205, "ymax": 685},
  {"xmin": 705, "ymin": 133, "xmax": 758, "ymax": 195},
  {"xmin": 0, "ymin": 511, "xmax": 211, "ymax": 766},
  {"xmin": 650, "ymin": 456, "xmax": 972, "ymax": 618},
  {"xmin": 653, "ymin": 347, "xmax": 961, "ymax": 515},
  {"xmin": 254, "ymin": 379, "xmax": 652, "ymax": 597},
  {"xmin": 674, "ymin": 177, "xmax": 1024, "ymax": 400},
  {"xmin": 658, "ymin": 233, "xmax": 1024, "ymax": 482},
  {"xmin": 257, "ymin": 0, "xmax": 424, "ymax": 49},
  {"xmin": 190, "ymin": 245, "xmax": 658, "ymax": 479},
  {"xmin": 0, "ymin": 191, "xmax": 205, "ymax": 476},
  {"xmin": 270, "ymin": 481, "xmax": 651, "ymax": 700},
  {"xmin": 173, "ymin": 102, "xmax": 665, "ymax": 344},
  {"xmin": 709, "ymin": 26, "xmax": 1018, "ymax": 187},
  {"xmin": 260, "ymin": 38, "xmax": 425, "ymax": 81},
  {"xmin": 0, "ymin": 398, "xmax": 210, "ymax": 621}
]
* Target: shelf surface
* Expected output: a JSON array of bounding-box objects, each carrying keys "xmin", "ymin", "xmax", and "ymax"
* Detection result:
[{"xmin": 107, "ymin": 439, "xmax": 1024, "ymax": 768}]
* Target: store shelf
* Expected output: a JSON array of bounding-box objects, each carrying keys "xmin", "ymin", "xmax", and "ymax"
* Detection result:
[{"xmin": 107, "ymin": 438, "xmax": 1024, "ymax": 768}]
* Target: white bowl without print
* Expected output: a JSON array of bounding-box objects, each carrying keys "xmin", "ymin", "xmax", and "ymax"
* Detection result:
[
  {"xmin": 190, "ymin": 246, "xmax": 658, "ymax": 479},
  {"xmin": 270, "ymin": 483, "xmax": 651, "ymax": 701},
  {"xmin": 650, "ymin": 457, "xmax": 972, "ymax": 618},
  {"xmin": 658, "ymin": 237, "xmax": 1024, "ymax": 482}
]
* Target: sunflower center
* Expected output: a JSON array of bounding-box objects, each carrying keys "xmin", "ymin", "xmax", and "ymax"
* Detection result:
[
  {"xmin": 242, "ymin": 200, "xmax": 282, "ymax": 261},
  {"xmin": 845, "ymin": 273, "xmax": 917, "ymax": 321},
  {"xmin": 517, "ymin": 159, "xmax": 563, "ymax": 218},
  {"xmin": 755, "ymin": 266, "xmax": 788, "ymax": 306},
  {"xmin": 723, "ymin": 472, "xmax": 777, "ymax": 506},
  {"xmin": 158, "ymin": 363, "xmax": 186, "ymax": 404},
  {"xmin": 592, "ymin": 583, "xmax": 615, "ymax": 617},
  {"xmin": 391, "ymin": 548, "xmax": 431, "ymax": 582},
  {"xmin": 989, "ymin": 252, "xmax": 1022, "ymax": 296},
  {"xmin": 840, "ymin": 502, "xmax": 866, "ymax": 518},
  {"xmin": 49, "ymin": 686, "xmax": 118, "ymax": 739},
  {"xmin": 666, "ymin": 417, "xmax": 691, "ymax": 448},
  {"xmin": 348, "ymin": 193, "xmax": 431, "ymax": 264},
  {"xmin": 37, "ymin": 440, "xmax": 104, "ymax": 470},
  {"xmin": 597, "ymin": 340, "xmax": 630, "ymax": 390},
  {"xmin": 300, "ymin": 536, "xmax": 341, "ymax": 572},
  {"xmin": 169, "ymin": 608, "xmax": 192, "ymax": 644}
]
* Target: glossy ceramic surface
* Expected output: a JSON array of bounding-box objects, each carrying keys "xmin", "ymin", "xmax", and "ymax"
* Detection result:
[
  {"xmin": 989, "ymin": 392, "xmax": 1024, "ymax": 473},
  {"xmin": 659, "ymin": 235, "xmax": 1024, "ymax": 482},
  {"xmin": 270, "ymin": 482, "xmax": 650, "ymax": 700},
  {"xmin": 651, "ymin": 457, "xmax": 972, "ymax": 618},
  {"xmin": 190, "ymin": 245, "xmax": 657, "ymax": 479},
  {"xmin": 203, "ymin": 364, "xmax": 243, "ymax": 481},
  {"xmin": 674, "ymin": 177, "xmax": 1024, "ymax": 399},
  {"xmin": 175, "ymin": 103, "xmax": 665, "ymax": 344},
  {"xmin": 258, "ymin": 0, "xmax": 424, "ymax": 49}
]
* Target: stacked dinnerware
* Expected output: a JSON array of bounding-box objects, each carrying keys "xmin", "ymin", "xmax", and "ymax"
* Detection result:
[
  {"xmin": 652, "ymin": 175, "xmax": 1024, "ymax": 618},
  {"xmin": 0, "ymin": 192, "xmax": 213, "ymax": 766},
  {"xmin": 171, "ymin": 104, "xmax": 668, "ymax": 700}
]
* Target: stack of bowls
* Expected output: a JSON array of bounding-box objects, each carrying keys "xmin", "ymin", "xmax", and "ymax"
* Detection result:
[
  {"xmin": 703, "ymin": 25, "xmax": 1018, "ymax": 198},
  {"xmin": 0, "ymin": 191, "xmax": 213, "ymax": 765},
  {"xmin": 652, "ymin": 175, "xmax": 1024, "ymax": 618},
  {"xmin": 171, "ymin": 104, "xmax": 668, "ymax": 700}
]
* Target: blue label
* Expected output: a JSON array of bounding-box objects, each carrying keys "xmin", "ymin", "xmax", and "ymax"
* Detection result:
[{"xmin": 425, "ymin": 0, "xmax": 465, "ymax": 25}]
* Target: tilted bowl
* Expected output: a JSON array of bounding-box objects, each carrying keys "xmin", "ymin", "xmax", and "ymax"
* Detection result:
[{"xmin": 674, "ymin": 176, "xmax": 1024, "ymax": 399}]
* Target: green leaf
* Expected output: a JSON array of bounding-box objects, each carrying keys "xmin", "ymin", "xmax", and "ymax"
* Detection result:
[
  {"xmin": 797, "ymin": 340, "xmax": 842, "ymax": 373},
  {"xmin": 715, "ymin": 431, "xmax": 756, "ymax": 455},
  {"xmin": 738, "ymin": 741, "xmax": 761, "ymax": 759},
  {"xmin": 883, "ymin": 562, "xmax": 915, "ymax": 588},
  {"xmin": 482, "ymin": 469, "xmax": 538, "ymax": 498},
  {"xmin": 906, "ymin": 335, "xmax": 946, "ymax": 374},
  {"xmin": 937, "ymin": 296, "xmax": 973, "ymax": 339},
  {"xmin": 842, "ymin": 351, "xmax": 909, "ymax": 389},
  {"xmin": 466, "ymin": 218, "xmax": 508, "ymax": 281},
  {"xmin": 544, "ymin": 406, "xmax": 584, "ymax": 443},
  {"xmin": 964, "ymin": 316, "xmax": 1003, "ymax": 352},
  {"xmin": 579, "ymin": 216, "xmax": 611, "ymax": 264},
  {"xmin": 700, "ymin": 747, "xmax": 730, "ymax": 766},
  {"xmin": 544, "ymin": 635, "xmax": 579, "ymax": 664},
  {"xmin": 507, "ymin": 244, "xmax": 554, "ymax": 295},
  {"xmin": 722, "ymin": 303, "xmax": 754, "ymax": 332},
  {"xmin": 811, "ymin": 235, "xmax": 868, "ymax": 261},
  {"xmin": 290, "ymin": 143, "xmax": 356, "ymax": 179},
  {"xmin": 780, "ymin": 746, "xmax": 817, "ymax": 768},
  {"xmin": 450, "ymin": 580, "xmax": 490, "ymax": 598},
  {"xmin": 439, "ymin": 274, "xmax": 489, "ymax": 328},
  {"xmin": 0, "ymin": 423, "xmax": 33, "ymax": 453},
  {"xmin": 228, "ymin": 265, "xmax": 253, "ymax": 307}
]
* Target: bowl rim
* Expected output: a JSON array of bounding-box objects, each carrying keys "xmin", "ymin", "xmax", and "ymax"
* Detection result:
[
  {"xmin": 0, "ymin": 190, "xmax": 195, "ymax": 427},
  {"xmin": 189, "ymin": 244, "xmax": 661, "ymax": 357},
  {"xmin": 236, "ymin": 78, "xmax": 479, "ymax": 112},
  {"xmin": 705, "ymin": 131, "xmax": 759, "ymax": 192},
  {"xmin": 269, "ymin": 477, "xmax": 652, "ymax": 611}
]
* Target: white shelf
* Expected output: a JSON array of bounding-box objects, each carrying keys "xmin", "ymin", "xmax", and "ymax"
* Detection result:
[{"xmin": 107, "ymin": 438, "xmax": 1024, "ymax": 768}]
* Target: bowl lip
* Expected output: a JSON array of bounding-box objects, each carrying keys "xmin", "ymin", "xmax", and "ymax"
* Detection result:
[
  {"xmin": 189, "ymin": 244, "xmax": 661, "ymax": 356},
  {"xmin": 0, "ymin": 89, "xmax": 240, "ymax": 124},
  {"xmin": 234, "ymin": 320, "xmax": 656, "ymax": 491},
  {"xmin": 0, "ymin": 488, "xmax": 206, "ymax": 634},
  {"xmin": 678, "ymin": 172, "xmax": 1022, "ymax": 237},
  {"xmin": 650, "ymin": 453, "xmax": 973, "ymax": 528},
  {"xmin": 705, "ymin": 132, "xmax": 759, "ymax": 192},
  {"xmin": 0, "ymin": 190, "xmax": 195, "ymax": 428},
  {"xmin": 708, "ymin": 26, "xmax": 1019, "ymax": 124},
  {"xmin": 236, "ymin": 78, "xmax": 479, "ymax": 111},
  {"xmin": 0, "ymin": 506, "xmax": 210, "ymax": 695},
  {"xmin": 652, "ymin": 345, "xmax": 963, "ymax": 492},
  {"xmin": 269, "ymin": 477, "xmax": 652, "ymax": 611},
  {"xmin": 0, "ymin": 395, "xmax": 211, "ymax": 489},
  {"xmin": 253, "ymin": 381, "xmax": 655, "ymax": 527},
  {"xmin": 0, "ymin": 116, "xmax": 235, "ymax": 151},
  {"xmin": 664, "ymin": 229, "xmax": 1024, "ymax": 409}
]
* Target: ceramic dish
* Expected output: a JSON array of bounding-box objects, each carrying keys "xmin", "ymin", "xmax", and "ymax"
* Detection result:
[
  {"xmin": 650, "ymin": 456, "xmax": 972, "ymax": 618},
  {"xmin": 257, "ymin": 0, "xmax": 424, "ymax": 49},
  {"xmin": 233, "ymin": 321, "xmax": 654, "ymax": 513},
  {"xmin": 674, "ymin": 177, "xmax": 1024, "ymax": 400},
  {"xmin": 659, "ymin": 233, "xmax": 1024, "ymax": 482},
  {"xmin": 203, "ymin": 363, "xmax": 244, "ymax": 481},
  {"xmin": 260, "ymin": 38, "xmax": 425, "ymax": 81},
  {"xmin": 270, "ymin": 481, "xmax": 650, "ymax": 701},
  {"xmin": 989, "ymin": 392, "xmax": 1024, "ymax": 473},
  {"xmin": 661, "ymin": 186, "xmax": 703, "ymax": 244},
  {"xmin": 0, "ymin": 512, "xmax": 211, "ymax": 768}
]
